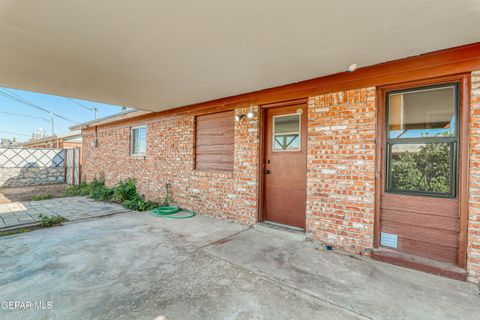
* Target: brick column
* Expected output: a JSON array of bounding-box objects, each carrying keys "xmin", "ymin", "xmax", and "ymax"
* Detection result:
[
  {"xmin": 306, "ymin": 88, "xmax": 376, "ymax": 254},
  {"xmin": 232, "ymin": 106, "xmax": 260, "ymax": 225},
  {"xmin": 468, "ymin": 71, "xmax": 480, "ymax": 283}
]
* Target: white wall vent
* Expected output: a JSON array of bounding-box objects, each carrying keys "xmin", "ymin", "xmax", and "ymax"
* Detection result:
[{"xmin": 380, "ymin": 232, "xmax": 398, "ymax": 249}]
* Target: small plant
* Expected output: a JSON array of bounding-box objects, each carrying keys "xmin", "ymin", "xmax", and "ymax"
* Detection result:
[
  {"xmin": 63, "ymin": 178, "xmax": 161, "ymax": 212},
  {"xmin": 39, "ymin": 214, "xmax": 65, "ymax": 227},
  {"xmin": 64, "ymin": 182, "xmax": 92, "ymax": 196},
  {"xmin": 89, "ymin": 179, "xmax": 114, "ymax": 201},
  {"xmin": 161, "ymin": 183, "xmax": 172, "ymax": 207},
  {"xmin": 123, "ymin": 194, "xmax": 158, "ymax": 211},
  {"xmin": 112, "ymin": 179, "xmax": 137, "ymax": 203},
  {"xmin": 31, "ymin": 194, "xmax": 54, "ymax": 201}
]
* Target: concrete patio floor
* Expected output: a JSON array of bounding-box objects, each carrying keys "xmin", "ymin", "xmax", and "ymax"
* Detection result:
[
  {"xmin": 0, "ymin": 212, "xmax": 478, "ymax": 320},
  {"xmin": 0, "ymin": 197, "xmax": 130, "ymax": 230}
]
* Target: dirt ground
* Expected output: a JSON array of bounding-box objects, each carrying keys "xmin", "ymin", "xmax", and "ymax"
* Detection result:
[{"xmin": 0, "ymin": 184, "xmax": 68, "ymax": 204}]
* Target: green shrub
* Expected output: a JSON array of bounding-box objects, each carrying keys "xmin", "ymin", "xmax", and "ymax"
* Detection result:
[
  {"xmin": 112, "ymin": 179, "xmax": 137, "ymax": 203},
  {"xmin": 90, "ymin": 186, "xmax": 114, "ymax": 201},
  {"xmin": 64, "ymin": 182, "xmax": 92, "ymax": 196},
  {"xmin": 89, "ymin": 179, "xmax": 114, "ymax": 201},
  {"xmin": 64, "ymin": 178, "xmax": 160, "ymax": 212},
  {"xmin": 31, "ymin": 194, "xmax": 54, "ymax": 201},
  {"xmin": 123, "ymin": 194, "xmax": 158, "ymax": 211},
  {"xmin": 39, "ymin": 214, "xmax": 65, "ymax": 227}
]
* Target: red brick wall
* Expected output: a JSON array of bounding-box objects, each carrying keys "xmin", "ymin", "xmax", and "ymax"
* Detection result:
[
  {"xmin": 82, "ymin": 83, "xmax": 480, "ymax": 283},
  {"xmin": 468, "ymin": 71, "xmax": 480, "ymax": 283},
  {"xmin": 306, "ymin": 88, "xmax": 377, "ymax": 254},
  {"xmin": 82, "ymin": 106, "xmax": 259, "ymax": 225}
]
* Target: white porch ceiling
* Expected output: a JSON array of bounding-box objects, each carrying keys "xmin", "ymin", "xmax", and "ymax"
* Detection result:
[{"xmin": 0, "ymin": 0, "xmax": 479, "ymax": 111}]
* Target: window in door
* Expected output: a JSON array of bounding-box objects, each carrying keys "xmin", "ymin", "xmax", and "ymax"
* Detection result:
[
  {"xmin": 385, "ymin": 84, "xmax": 458, "ymax": 197},
  {"xmin": 272, "ymin": 113, "xmax": 301, "ymax": 151}
]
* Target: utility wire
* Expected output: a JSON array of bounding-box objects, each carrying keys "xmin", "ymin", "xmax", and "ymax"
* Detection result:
[
  {"xmin": 1, "ymin": 89, "xmax": 78, "ymax": 124},
  {"xmin": 67, "ymin": 98, "xmax": 98, "ymax": 119},
  {"xmin": 0, "ymin": 129, "xmax": 30, "ymax": 137},
  {"xmin": 0, "ymin": 112, "xmax": 67, "ymax": 134},
  {"xmin": 0, "ymin": 89, "xmax": 79, "ymax": 124},
  {"xmin": 67, "ymin": 98, "xmax": 94, "ymax": 111},
  {"xmin": 0, "ymin": 111, "xmax": 49, "ymax": 121}
]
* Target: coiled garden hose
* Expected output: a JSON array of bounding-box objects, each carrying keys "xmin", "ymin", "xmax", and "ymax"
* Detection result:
[{"xmin": 150, "ymin": 206, "xmax": 196, "ymax": 219}]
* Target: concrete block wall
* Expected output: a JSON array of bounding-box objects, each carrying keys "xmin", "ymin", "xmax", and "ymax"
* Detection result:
[
  {"xmin": 0, "ymin": 147, "xmax": 65, "ymax": 187},
  {"xmin": 0, "ymin": 167, "xmax": 64, "ymax": 187}
]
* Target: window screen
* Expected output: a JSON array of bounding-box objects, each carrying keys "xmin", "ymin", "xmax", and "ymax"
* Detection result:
[
  {"xmin": 131, "ymin": 126, "xmax": 147, "ymax": 155},
  {"xmin": 195, "ymin": 111, "xmax": 234, "ymax": 172}
]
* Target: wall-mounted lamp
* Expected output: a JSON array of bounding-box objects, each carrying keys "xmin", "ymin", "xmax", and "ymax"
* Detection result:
[
  {"xmin": 236, "ymin": 106, "xmax": 256, "ymax": 122},
  {"xmin": 235, "ymin": 114, "xmax": 245, "ymax": 122},
  {"xmin": 246, "ymin": 106, "xmax": 255, "ymax": 119}
]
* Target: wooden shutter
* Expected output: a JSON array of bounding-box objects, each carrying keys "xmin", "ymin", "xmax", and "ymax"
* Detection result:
[{"xmin": 195, "ymin": 111, "xmax": 234, "ymax": 172}]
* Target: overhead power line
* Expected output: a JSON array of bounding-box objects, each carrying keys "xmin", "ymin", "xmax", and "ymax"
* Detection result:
[
  {"xmin": 0, "ymin": 111, "xmax": 49, "ymax": 121},
  {"xmin": 67, "ymin": 98, "xmax": 94, "ymax": 111},
  {"xmin": 0, "ymin": 129, "xmax": 31, "ymax": 137},
  {"xmin": 67, "ymin": 98, "xmax": 98, "ymax": 119},
  {"xmin": 0, "ymin": 89, "xmax": 79, "ymax": 124},
  {"xmin": 0, "ymin": 111, "xmax": 67, "ymax": 134}
]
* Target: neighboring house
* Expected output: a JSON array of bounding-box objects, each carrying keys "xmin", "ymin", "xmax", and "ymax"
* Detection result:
[
  {"xmin": 22, "ymin": 131, "xmax": 82, "ymax": 150},
  {"xmin": 0, "ymin": 138, "xmax": 14, "ymax": 146},
  {"xmin": 71, "ymin": 43, "xmax": 480, "ymax": 283},
  {"xmin": 32, "ymin": 128, "xmax": 45, "ymax": 140}
]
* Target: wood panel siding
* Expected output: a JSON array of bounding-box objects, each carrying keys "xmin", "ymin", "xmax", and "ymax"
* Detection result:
[
  {"xmin": 376, "ymin": 75, "xmax": 469, "ymax": 267},
  {"xmin": 195, "ymin": 111, "xmax": 234, "ymax": 172},
  {"xmin": 397, "ymin": 238, "xmax": 458, "ymax": 263},
  {"xmin": 380, "ymin": 194, "xmax": 459, "ymax": 217},
  {"xmin": 380, "ymin": 195, "xmax": 460, "ymax": 263},
  {"xmin": 381, "ymin": 209, "xmax": 459, "ymax": 231}
]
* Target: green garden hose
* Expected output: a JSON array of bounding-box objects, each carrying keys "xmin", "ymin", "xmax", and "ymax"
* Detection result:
[{"xmin": 150, "ymin": 206, "xmax": 196, "ymax": 219}]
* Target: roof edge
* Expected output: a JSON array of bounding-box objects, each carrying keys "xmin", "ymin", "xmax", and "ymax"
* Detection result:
[{"xmin": 69, "ymin": 109, "xmax": 152, "ymax": 130}]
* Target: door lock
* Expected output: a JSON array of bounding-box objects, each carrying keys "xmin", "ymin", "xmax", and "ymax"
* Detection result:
[
  {"xmin": 266, "ymin": 159, "xmax": 271, "ymax": 164},
  {"xmin": 265, "ymin": 169, "xmax": 271, "ymax": 174}
]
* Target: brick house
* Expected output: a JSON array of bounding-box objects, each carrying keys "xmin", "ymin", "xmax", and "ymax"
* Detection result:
[
  {"xmin": 70, "ymin": 43, "xmax": 480, "ymax": 283},
  {"xmin": 22, "ymin": 131, "xmax": 83, "ymax": 150}
]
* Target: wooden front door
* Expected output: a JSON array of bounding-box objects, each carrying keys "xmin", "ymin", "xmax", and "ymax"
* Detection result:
[
  {"xmin": 263, "ymin": 103, "xmax": 307, "ymax": 229},
  {"xmin": 378, "ymin": 80, "xmax": 465, "ymax": 266}
]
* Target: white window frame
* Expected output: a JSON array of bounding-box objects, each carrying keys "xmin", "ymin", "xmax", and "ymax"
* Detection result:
[
  {"xmin": 272, "ymin": 113, "xmax": 301, "ymax": 152},
  {"xmin": 130, "ymin": 125, "xmax": 147, "ymax": 156}
]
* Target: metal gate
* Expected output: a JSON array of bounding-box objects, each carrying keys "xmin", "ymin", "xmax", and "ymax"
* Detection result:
[{"xmin": 65, "ymin": 148, "xmax": 81, "ymax": 185}]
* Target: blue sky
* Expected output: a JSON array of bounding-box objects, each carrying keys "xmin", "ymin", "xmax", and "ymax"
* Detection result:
[{"xmin": 0, "ymin": 87, "xmax": 126, "ymax": 142}]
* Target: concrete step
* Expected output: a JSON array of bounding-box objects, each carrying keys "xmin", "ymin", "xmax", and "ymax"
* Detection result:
[
  {"xmin": 254, "ymin": 221, "xmax": 305, "ymax": 241},
  {"xmin": 372, "ymin": 248, "xmax": 468, "ymax": 281}
]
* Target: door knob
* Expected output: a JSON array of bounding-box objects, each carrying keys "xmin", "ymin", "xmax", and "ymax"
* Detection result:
[{"xmin": 265, "ymin": 169, "xmax": 271, "ymax": 174}]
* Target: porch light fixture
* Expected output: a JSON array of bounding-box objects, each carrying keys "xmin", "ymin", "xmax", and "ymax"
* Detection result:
[
  {"xmin": 235, "ymin": 106, "xmax": 256, "ymax": 122},
  {"xmin": 348, "ymin": 63, "xmax": 358, "ymax": 72},
  {"xmin": 235, "ymin": 114, "xmax": 245, "ymax": 122},
  {"xmin": 246, "ymin": 106, "xmax": 255, "ymax": 119}
]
